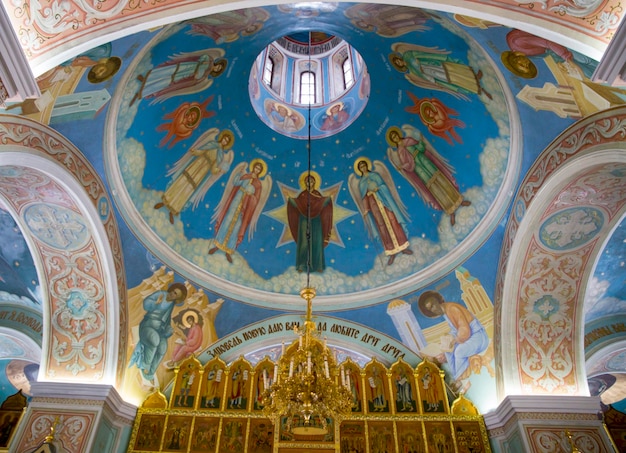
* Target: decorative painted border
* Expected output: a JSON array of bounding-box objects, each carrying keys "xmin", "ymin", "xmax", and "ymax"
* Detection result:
[
  {"xmin": 496, "ymin": 107, "xmax": 626, "ymax": 303},
  {"xmin": 0, "ymin": 113, "xmax": 128, "ymax": 386},
  {"xmin": 3, "ymin": 0, "xmax": 621, "ymax": 75},
  {"xmin": 495, "ymin": 106, "xmax": 626, "ymax": 398},
  {"xmin": 13, "ymin": 408, "xmax": 98, "ymax": 452},
  {"xmin": 495, "ymin": 107, "xmax": 626, "ymax": 331}
]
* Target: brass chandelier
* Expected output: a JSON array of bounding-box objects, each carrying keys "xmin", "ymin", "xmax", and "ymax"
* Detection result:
[
  {"xmin": 261, "ymin": 31, "xmax": 352, "ymax": 430},
  {"xmin": 261, "ymin": 287, "xmax": 352, "ymax": 429}
]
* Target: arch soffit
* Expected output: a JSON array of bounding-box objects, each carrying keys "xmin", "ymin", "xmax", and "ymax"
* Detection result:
[
  {"xmin": 496, "ymin": 106, "xmax": 626, "ymax": 399},
  {"xmin": 0, "ymin": 327, "xmax": 42, "ymax": 363},
  {"xmin": 0, "ymin": 114, "xmax": 127, "ymax": 386},
  {"xmin": 586, "ymin": 339, "xmax": 626, "ymax": 380},
  {"xmin": 10, "ymin": 0, "xmax": 614, "ymax": 77}
]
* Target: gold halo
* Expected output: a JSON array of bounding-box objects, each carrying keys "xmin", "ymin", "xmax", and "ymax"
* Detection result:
[
  {"xmin": 210, "ymin": 58, "xmax": 228, "ymax": 77},
  {"xmin": 274, "ymin": 102, "xmax": 292, "ymax": 116},
  {"xmin": 87, "ymin": 57, "xmax": 122, "ymax": 83},
  {"xmin": 420, "ymin": 101, "xmax": 436, "ymax": 124},
  {"xmin": 326, "ymin": 101, "xmax": 344, "ymax": 116},
  {"xmin": 249, "ymin": 158, "xmax": 267, "ymax": 177},
  {"xmin": 185, "ymin": 105, "xmax": 202, "ymax": 127},
  {"xmin": 218, "ymin": 129, "xmax": 235, "ymax": 149},
  {"xmin": 181, "ymin": 310, "xmax": 199, "ymax": 328},
  {"xmin": 389, "ymin": 53, "xmax": 407, "ymax": 73},
  {"xmin": 353, "ymin": 157, "xmax": 372, "ymax": 175},
  {"xmin": 298, "ymin": 170, "xmax": 321, "ymax": 191},
  {"xmin": 385, "ymin": 126, "xmax": 402, "ymax": 147},
  {"xmin": 500, "ymin": 51, "xmax": 537, "ymax": 79}
]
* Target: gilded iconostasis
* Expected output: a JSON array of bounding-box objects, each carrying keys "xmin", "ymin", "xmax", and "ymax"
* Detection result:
[
  {"xmin": 1, "ymin": 2, "xmax": 625, "ymax": 433},
  {"xmin": 126, "ymin": 355, "xmax": 491, "ymax": 452}
]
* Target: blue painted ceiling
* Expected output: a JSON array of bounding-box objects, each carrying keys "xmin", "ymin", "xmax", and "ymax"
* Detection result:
[{"xmin": 0, "ymin": 2, "xmax": 625, "ymax": 411}]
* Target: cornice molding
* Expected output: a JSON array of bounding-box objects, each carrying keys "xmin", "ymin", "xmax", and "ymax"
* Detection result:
[
  {"xmin": 592, "ymin": 17, "xmax": 626, "ymax": 86},
  {"xmin": 484, "ymin": 395, "xmax": 603, "ymax": 431},
  {"xmin": 0, "ymin": 2, "xmax": 39, "ymax": 104},
  {"xmin": 30, "ymin": 382, "xmax": 137, "ymax": 420}
]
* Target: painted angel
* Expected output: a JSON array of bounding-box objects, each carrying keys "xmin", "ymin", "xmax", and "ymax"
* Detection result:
[
  {"xmin": 389, "ymin": 42, "xmax": 491, "ymax": 100},
  {"xmin": 187, "ymin": 8, "xmax": 270, "ymax": 44},
  {"xmin": 405, "ymin": 92, "xmax": 465, "ymax": 145},
  {"xmin": 208, "ymin": 159, "xmax": 272, "ymax": 263},
  {"xmin": 154, "ymin": 128, "xmax": 234, "ymax": 224},
  {"xmin": 386, "ymin": 125, "xmax": 470, "ymax": 226},
  {"xmin": 348, "ymin": 158, "xmax": 412, "ymax": 265},
  {"xmin": 130, "ymin": 48, "xmax": 227, "ymax": 105}
]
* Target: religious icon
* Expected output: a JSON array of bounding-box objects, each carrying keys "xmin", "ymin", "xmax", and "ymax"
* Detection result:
[
  {"xmin": 287, "ymin": 171, "xmax": 333, "ymax": 272},
  {"xmin": 209, "ymin": 159, "xmax": 272, "ymax": 263},
  {"xmin": 348, "ymin": 157, "xmax": 412, "ymax": 265}
]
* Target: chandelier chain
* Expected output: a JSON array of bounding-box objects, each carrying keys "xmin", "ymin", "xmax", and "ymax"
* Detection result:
[{"xmin": 260, "ymin": 31, "xmax": 353, "ymax": 431}]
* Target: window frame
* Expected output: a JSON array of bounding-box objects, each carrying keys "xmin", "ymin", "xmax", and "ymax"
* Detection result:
[
  {"xmin": 263, "ymin": 55, "xmax": 275, "ymax": 89},
  {"xmin": 299, "ymin": 70, "xmax": 316, "ymax": 105},
  {"xmin": 342, "ymin": 56, "xmax": 354, "ymax": 90}
]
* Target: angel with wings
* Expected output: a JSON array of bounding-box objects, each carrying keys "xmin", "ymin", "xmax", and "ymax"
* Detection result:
[
  {"xmin": 208, "ymin": 159, "xmax": 272, "ymax": 263},
  {"xmin": 130, "ymin": 48, "xmax": 227, "ymax": 106},
  {"xmin": 405, "ymin": 92, "xmax": 465, "ymax": 145},
  {"xmin": 154, "ymin": 128, "xmax": 234, "ymax": 224},
  {"xmin": 389, "ymin": 42, "xmax": 491, "ymax": 101},
  {"xmin": 386, "ymin": 125, "xmax": 470, "ymax": 226},
  {"xmin": 348, "ymin": 158, "xmax": 413, "ymax": 265}
]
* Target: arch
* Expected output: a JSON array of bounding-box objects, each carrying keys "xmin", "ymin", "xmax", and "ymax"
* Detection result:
[
  {"xmin": 586, "ymin": 339, "xmax": 626, "ymax": 382},
  {"xmin": 8, "ymin": 1, "xmax": 613, "ymax": 77},
  {"xmin": 496, "ymin": 106, "xmax": 626, "ymax": 400},
  {"xmin": 341, "ymin": 51, "xmax": 354, "ymax": 90},
  {"xmin": 0, "ymin": 328, "xmax": 41, "ymax": 361},
  {"xmin": 262, "ymin": 53, "xmax": 275, "ymax": 88},
  {"xmin": 0, "ymin": 114, "xmax": 127, "ymax": 386}
]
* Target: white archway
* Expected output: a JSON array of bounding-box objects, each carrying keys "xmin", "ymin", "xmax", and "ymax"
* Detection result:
[
  {"xmin": 496, "ymin": 106, "xmax": 626, "ymax": 400},
  {"xmin": 0, "ymin": 113, "xmax": 127, "ymax": 387}
]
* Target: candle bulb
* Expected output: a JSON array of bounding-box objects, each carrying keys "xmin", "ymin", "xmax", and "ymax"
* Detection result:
[
  {"xmin": 281, "ymin": 341, "xmax": 285, "ymax": 356},
  {"xmin": 340, "ymin": 365, "xmax": 345, "ymax": 387},
  {"xmin": 289, "ymin": 359, "xmax": 294, "ymax": 378},
  {"xmin": 274, "ymin": 364, "xmax": 279, "ymax": 384},
  {"xmin": 299, "ymin": 335, "xmax": 303, "ymax": 349},
  {"xmin": 324, "ymin": 358, "xmax": 330, "ymax": 379},
  {"xmin": 307, "ymin": 352, "xmax": 312, "ymax": 374}
]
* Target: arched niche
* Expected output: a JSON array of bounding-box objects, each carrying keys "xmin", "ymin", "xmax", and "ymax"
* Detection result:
[
  {"xmin": 0, "ymin": 114, "xmax": 127, "ymax": 386},
  {"xmin": 496, "ymin": 105, "xmax": 626, "ymax": 399}
]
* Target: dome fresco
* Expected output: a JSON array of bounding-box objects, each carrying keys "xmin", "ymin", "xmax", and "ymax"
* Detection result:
[
  {"xmin": 249, "ymin": 33, "xmax": 371, "ymax": 139},
  {"xmin": 0, "ymin": 206, "xmax": 40, "ymax": 307},
  {"xmin": 2, "ymin": 0, "xmax": 626, "ymax": 436},
  {"xmin": 105, "ymin": 4, "xmax": 517, "ymax": 309}
]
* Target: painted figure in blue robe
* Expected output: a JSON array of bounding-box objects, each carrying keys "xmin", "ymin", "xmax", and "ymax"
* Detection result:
[
  {"xmin": 130, "ymin": 48, "xmax": 227, "ymax": 105},
  {"xmin": 417, "ymin": 290, "xmax": 489, "ymax": 381},
  {"xmin": 129, "ymin": 283, "xmax": 187, "ymax": 381},
  {"xmin": 348, "ymin": 158, "xmax": 413, "ymax": 266},
  {"xmin": 287, "ymin": 171, "xmax": 333, "ymax": 272}
]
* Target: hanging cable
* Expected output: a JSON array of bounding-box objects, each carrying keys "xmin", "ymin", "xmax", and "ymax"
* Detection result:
[{"xmin": 305, "ymin": 30, "xmax": 312, "ymax": 290}]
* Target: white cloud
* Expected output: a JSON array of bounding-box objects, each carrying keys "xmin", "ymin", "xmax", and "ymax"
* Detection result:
[
  {"xmin": 110, "ymin": 13, "xmax": 514, "ymax": 300},
  {"xmin": 586, "ymin": 296, "xmax": 626, "ymax": 323},
  {"xmin": 583, "ymin": 276, "xmax": 618, "ymax": 322}
]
